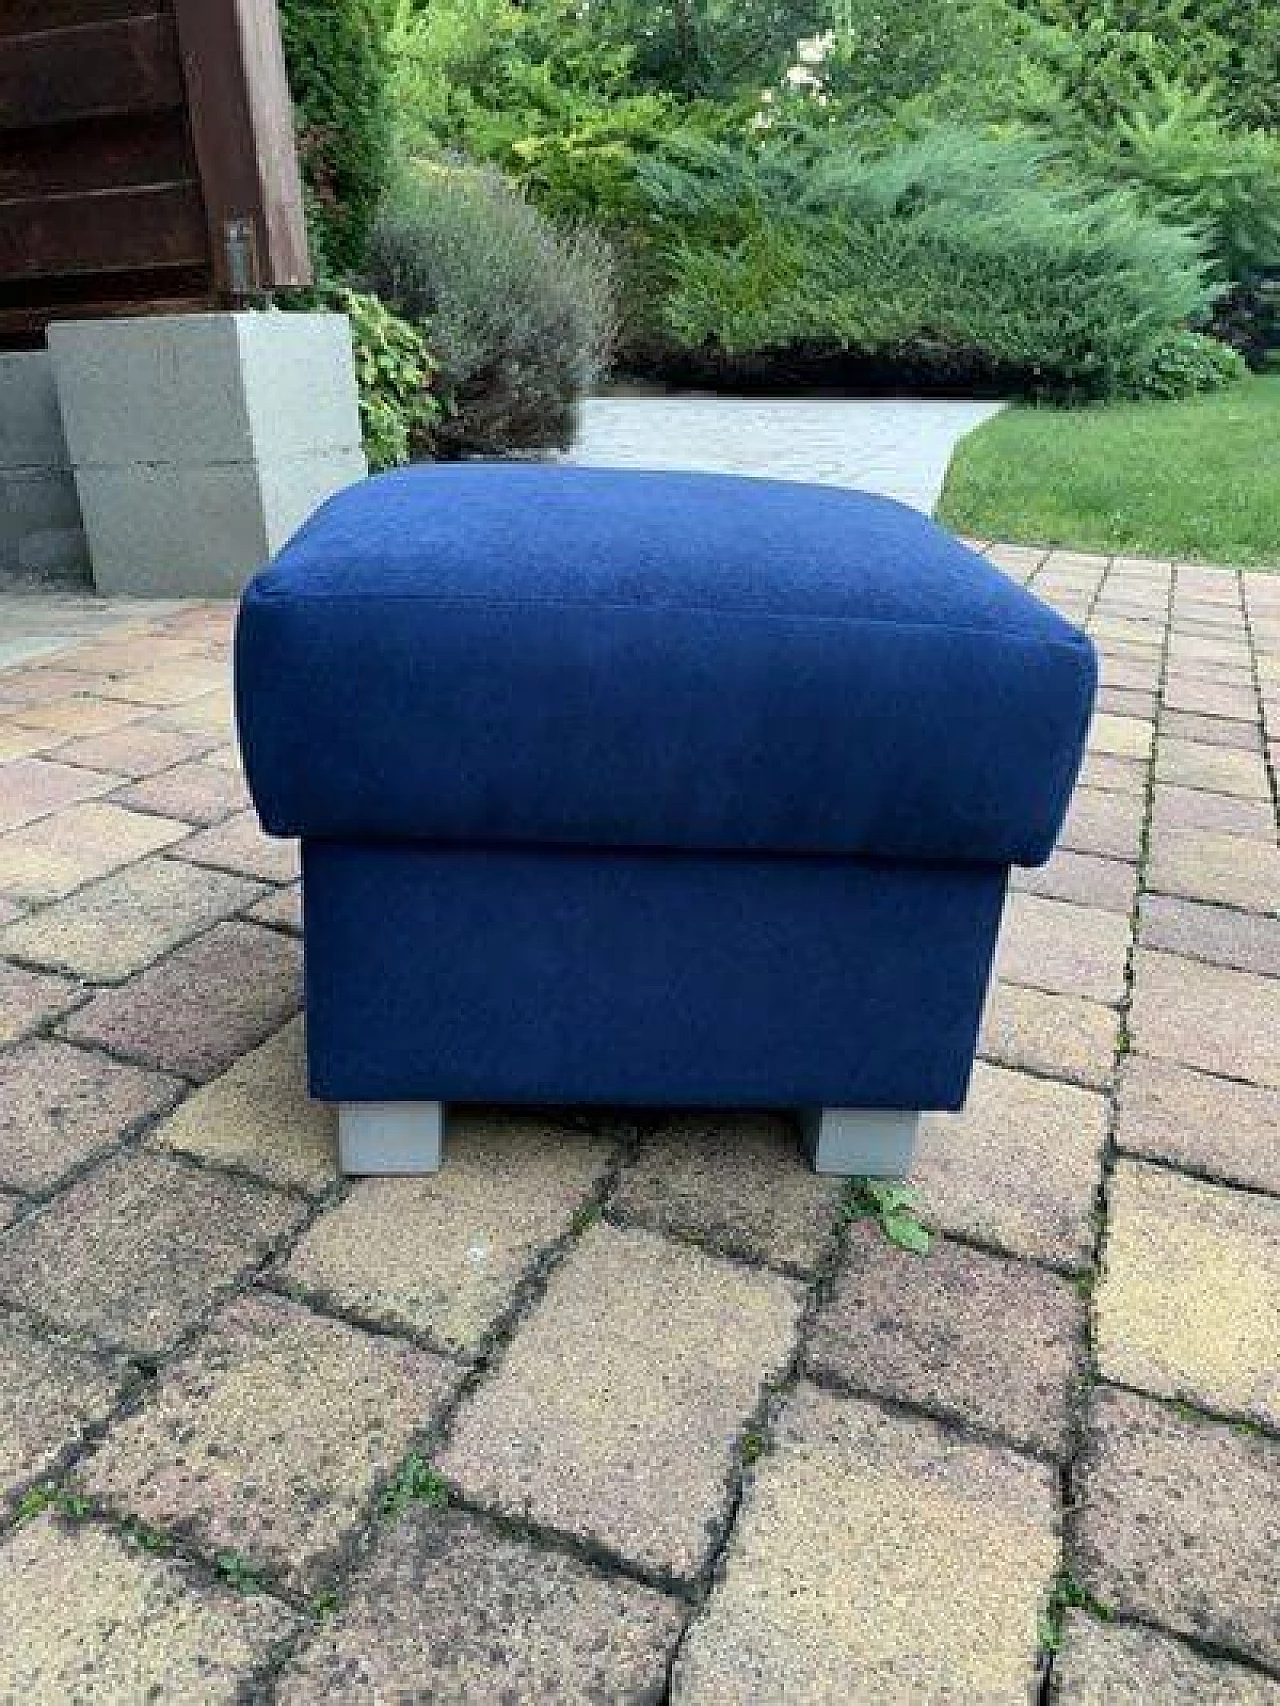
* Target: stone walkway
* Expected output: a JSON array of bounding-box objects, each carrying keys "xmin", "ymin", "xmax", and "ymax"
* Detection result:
[
  {"xmin": 0, "ymin": 552, "xmax": 1277, "ymax": 1701},
  {"xmin": 571, "ymin": 394, "xmax": 1005, "ymax": 512}
]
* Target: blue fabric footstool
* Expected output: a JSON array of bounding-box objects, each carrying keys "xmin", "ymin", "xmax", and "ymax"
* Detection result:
[{"xmin": 235, "ymin": 464, "xmax": 1096, "ymax": 1178}]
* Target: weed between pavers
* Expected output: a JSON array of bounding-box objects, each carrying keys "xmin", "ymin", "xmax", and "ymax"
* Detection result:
[
  {"xmin": 1038, "ymin": 1567, "xmax": 1114, "ymax": 1652},
  {"xmin": 215, "ymin": 1551, "xmax": 265, "ymax": 1594},
  {"xmin": 844, "ymin": 1180, "xmax": 932, "ymax": 1254},
  {"xmin": 15, "ymin": 1484, "xmax": 90, "ymax": 1524},
  {"xmin": 381, "ymin": 1452, "xmax": 450, "ymax": 1519}
]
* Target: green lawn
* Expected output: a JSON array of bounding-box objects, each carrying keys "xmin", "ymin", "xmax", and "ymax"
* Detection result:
[{"xmin": 937, "ymin": 374, "xmax": 1280, "ymax": 567}]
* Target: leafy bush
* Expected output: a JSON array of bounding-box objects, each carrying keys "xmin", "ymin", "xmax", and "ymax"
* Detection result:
[
  {"xmin": 278, "ymin": 288, "xmax": 441, "ymax": 471},
  {"xmin": 638, "ymin": 129, "xmax": 1217, "ymax": 396},
  {"xmin": 279, "ymin": 0, "xmax": 394, "ymax": 272},
  {"xmin": 366, "ymin": 165, "xmax": 616, "ymax": 455},
  {"xmin": 1110, "ymin": 329, "xmax": 1246, "ymax": 400}
]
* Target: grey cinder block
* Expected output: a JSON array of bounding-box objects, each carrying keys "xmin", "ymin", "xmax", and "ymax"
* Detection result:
[{"xmin": 47, "ymin": 312, "xmax": 367, "ymax": 597}]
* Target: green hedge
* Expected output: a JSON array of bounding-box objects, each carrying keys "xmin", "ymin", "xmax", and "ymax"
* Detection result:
[
  {"xmin": 279, "ymin": 0, "xmax": 395, "ymax": 273},
  {"xmin": 638, "ymin": 129, "xmax": 1219, "ymax": 398}
]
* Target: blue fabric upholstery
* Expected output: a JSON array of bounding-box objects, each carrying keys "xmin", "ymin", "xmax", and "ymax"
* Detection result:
[
  {"xmin": 302, "ymin": 842, "xmax": 1007, "ymax": 1109},
  {"xmin": 236, "ymin": 464, "xmax": 1095, "ymax": 867}
]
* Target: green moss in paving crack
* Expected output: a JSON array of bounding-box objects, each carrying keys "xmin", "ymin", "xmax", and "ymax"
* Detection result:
[
  {"xmin": 739, "ymin": 1429, "xmax": 766, "ymax": 1467},
  {"xmin": 844, "ymin": 1179, "xmax": 932, "ymax": 1254},
  {"xmin": 570, "ymin": 1201, "xmax": 603, "ymax": 1236},
  {"xmin": 215, "ymin": 1550, "xmax": 266, "ymax": 1594},
  {"xmin": 1039, "ymin": 1567, "xmax": 1115, "ymax": 1652},
  {"xmin": 14, "ymin": 1483, "xmax": 91, "ymax": 1524},
  {"xmin": 381, "ymin": 1452, "xmax": 450, "ymax": 1519}
]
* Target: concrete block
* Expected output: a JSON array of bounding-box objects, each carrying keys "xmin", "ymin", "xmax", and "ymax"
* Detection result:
[
  {"xmin": 47, "ymin": 312, "xmax": 367, "ymax": 596},
  {"xmin": 0, "ymin": 354, "xmax": 88, "ymax": 578}
]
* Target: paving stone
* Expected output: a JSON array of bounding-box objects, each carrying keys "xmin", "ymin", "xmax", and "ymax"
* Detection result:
[
  {"xmin": 1116, "ymin": 1056, "xmax": 1280, "ymax": 1194},
  {"xmin": 671, "ymin": 1384, "xmax": 1058, "ymax": 1703},
  {"xmin": 1139, "ymin": 893, "xmax": 1280, "ymax": 977},
  {"xmin": 1149, "ymin": 783, "xmax": 1275, "ymax": 839},
  {"xmin": 0, "ymin": 1038, "xmax": 180, "ymax": 1194},
  {"xmin": 277, "ymin": 1504, "xmax": 685, "ymax": 1704},
  {"xmin": 0, "ymin": 958, "xmax": 78, "ymax": 1044},
  {"xmin": 1078, "ymin": 752, "xmax": 1146, "ymax": 795},
  {"xmin": 149, "ymin": 1018, "xmax": 336, "ymax": 1195},
  {"xmin": 1155, "ymin": 738, "xmax": 1271, "ymax": 799},
  {"xmin": 614, "ymin": 1114, "xmax": 841, "ymax": 1273},
  {"xmin": 99, "ymin": 660, "xmax": 227, "ymax": 707},
  {"xmin": 172, "ymin": 810, "xmax": 298, "ymax": 883},
  {"xmin": 63, "ymin": 921, "xmax": 300, "ymax": 1080},
  {"xmin": 995, "ymin": 892, "xmax": 1131, "ymax": 1004},
  {"xmin": 0, "ymin": 726, "xmax": 60, "ymax": 761},
  {"xmin": 1162, "ymin": 676, "xmax": 1258, "ymax": 720},
  {"xmin": 152, "ymin": 688, "xmax": 235, "ymax": 739},
  {"xmin": 12, "ymin": 697, "xmax": 144, "ymax": 738},
  {"xmin": 1095, "ymin": 687, "xmax": 1157, "ymax": 720},
  {"xmin": 1099, "ymin": 657, "xmax": 1160, "ymax": 693},
  {"xmin": 0, "ymin": 667, "xmax": 97, "ymax": 705},
  {"xmin": 246, "ymin": 882, "xmax": 302, "ymax": 933},
  {"xmin": 49, "ymin": 724, "xmax": 215, "ymax": 777},
  {"xmin": 0, "ymin": 758, "xmax": 117, "ymax": 833},
  {"xmin": 1060, "ymin": 788, "xmax": 1144, "ymax": 861},
  {"xmin": 1076, "ymin": 1386, "xmax": 1280, "ymax": 1671},
  {"xmin": 0, "ymin": 1314, "xmax": 127, "ymax": 1508},
  {"xmin": 113, "ymin": 760, "xmax": 249, "ymax": 826},
  {"xmin": 81, "ymin": 1291, "xmax": 458, "ymax": 1594},
  {"xmin": 0, "ymin": 1151, "xmax": 304, "ymax": 1356},
  {"xmin": 808, "ymin": 1224, "xmax": 1082, "ymax": 1456},
  {"xmin": 1096, "ymin": 1161, "xmax": 1280, "ymax": 1428},
  {"xmin": 1011, "ymin": 849, "xmax": 1136, "ymax": 914},
  {"xmin": 0, "ymin": 802, "xmax": 189, "ymax": 904},
  {"xmin": 913, "ymin": 1061, "xmax": 1109, "ymax": 1268},
  {"xmin": 1088, "ymin": 713, "xmax": 1153, "ymax": 760},
  {"xmin": 281, "ymin": 1115, "xmax": 614, "ymax": 1351},
  {"xmin": 1052, "ymin": 1611, "xmax": 1280, "ymax": 1704},
  {"xmin": 0, "ymin": 1514, "xmax": 296, "ymax": 1702},
  {"xmin": 1160, "ymin": 708, "xmax": 1262, "ymax": 750},
  {"xmin": 0, "ymin": 1194, "xmax": 16, "ymax": 1230},
  {"xmin": 0, "ymin": 858, "xmax": 264, "ymax": 982},
  {"xmin": 1147, "ymin": 829, "xmax": 1280, "ymax": 915},
  {"xmin": 980, "ymin": 982, "xmax": 1118, "ymax": 1091},
  {"xmin": 440, "ymin": 1222, "xmax": 803, "ymax": 1579},
  {"xmin": 1130, "ymin": 949, "xmax": 1280, "ymax": 1088}
]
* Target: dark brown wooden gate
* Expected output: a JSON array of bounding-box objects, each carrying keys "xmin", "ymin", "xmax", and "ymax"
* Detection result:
[{"xmin": 0, "ymin": 0, "xmax": 310, "ymax": 349}]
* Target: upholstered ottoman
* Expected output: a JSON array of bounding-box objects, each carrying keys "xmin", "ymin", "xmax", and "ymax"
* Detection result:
[{"xmin": 235, "ymin": 464, "xmax": 1095, "ymax": 1178}]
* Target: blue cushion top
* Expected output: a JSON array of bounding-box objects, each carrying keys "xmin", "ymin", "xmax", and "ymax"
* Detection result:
[{"xmin": 235, "ymin": 463, "xmax": 1096, "ymax": 865}]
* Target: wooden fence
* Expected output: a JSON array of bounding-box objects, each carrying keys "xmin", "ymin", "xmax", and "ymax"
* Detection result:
[{"xmin": 0, "ymin": 0, "xmax": 309, "ymax": 348}]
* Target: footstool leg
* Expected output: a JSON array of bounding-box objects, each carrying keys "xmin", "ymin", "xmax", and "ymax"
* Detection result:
[
  {"xmin": 801, "ymin": 1109, "xmax": 919, "ymax": 1177},
  {"xmin": 338, "ymin": 1102, "xmax": 443, "ymax": 1175}
]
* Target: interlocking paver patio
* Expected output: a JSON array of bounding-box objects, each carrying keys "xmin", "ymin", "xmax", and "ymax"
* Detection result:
[
  {"xmin": 1052, "ymin": 1612, "xmax": 1280, "ymax": 1703},
  {"xmin": 0, "ymin": 1151, "xmax": 305, "ymax": 1356},
  {"xmin": 1116, "ymin": 1056, "xmax": 1280, "ymax": 1194},
  {"xmin": 0, "ymin": 857, "xmax": 263, "ymax": 982},
  {"xmin": 979, "ymin": 981, "xmax": 1119, "ymax": 1090},
  {"xmin": 613, "ymin": 1113, "xmax": 842, "ymax": 1273},
  {"xmin": 0, "ymin": 547, "xmax": 1277, "ymax": 1699},
  {"xmin": 148, "ymin": 1016, "xmax": 337, "ymax": 1194},
  {"xmin": 808, "ymin": 1223, "xmax": 1083, "ymax": 1456},
  {"xmin": 0, "ymin": 1038, "xmax": 180, "ymax": 1194},
  {"xmin": 0, "ymin": 957, "xmax": 78, "ymax": 1043},
  {"xmin": 0, "ymin": 1316, "xmax": 127, "ymax": 1510},
  {"xmin": 63, "ymin": 919, "xmax": 300, "ymax": 1079},
  {"xmin": 0, "ymin": 800, "xmax": 188, "ymax": 905},
  {"xmin": 1130, "ymin": 949, "xmax": 1280, "ymax": 1088},
  {"xmin": 439, "ymin": 1222, "xmax": 804, "ymax": 1578},
  {"xmin": 79, "ymin": 1291, "xmax": 458, "ymax": 1594},
  {"xmin": 914, "ymin": 1061, "xmax": 1110, "ymax": 1268},
  {"xmin": 281, "ymin": 1115, "xmax": 614, "ymax": 1351},
  {"xmin": 278, "ymin": 1505, "xmax": 686, "ymax": 1702},
  {"xmin": 0, "ymin": 1514, "xmax": 296, "ymax": 1702},
  {"xmin": 1096, "ymin": 1161, "xmax": 1280, "ymax": 1427},
  {"xmin": 1076, "ymin": 1387, "xmax": 1280, "ymax": 1671},
  {"xmin": 671, "ymin": 1384, "xmax": 1058, "ymax": 1702}
]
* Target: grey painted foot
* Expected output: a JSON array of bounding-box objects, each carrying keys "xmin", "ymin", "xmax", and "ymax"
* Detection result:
[
  {"xmin": 338, "ymin": 1102, "xmax": 443, "ymax": 1175},
  {"xmin": 801, "ymin": 1109, "xmax": 920, "ymax": 1177}
]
